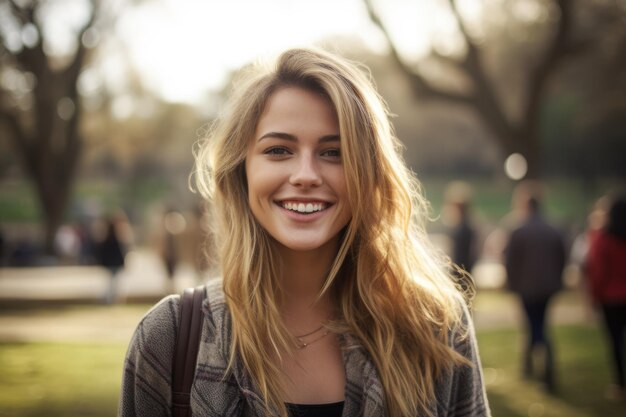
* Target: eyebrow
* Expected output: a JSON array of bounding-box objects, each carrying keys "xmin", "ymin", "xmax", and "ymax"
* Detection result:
[{"xmin": 257, "ymin": 131, "xmax": 340, "ymax": 143}]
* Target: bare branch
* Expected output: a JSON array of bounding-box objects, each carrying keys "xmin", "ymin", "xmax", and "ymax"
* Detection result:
[
  {"xmin": 65, "ymin": 0, "xmax": 99, "ymax": 89},
  {"xmin": 522, "ymin": 0, "xmax": 589, "ymax": 126},
  {"xmin": 363, "ymin": 0, "xmax": 474, "ymax": 105}
]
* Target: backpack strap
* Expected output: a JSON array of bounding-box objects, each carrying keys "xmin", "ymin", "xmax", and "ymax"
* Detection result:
[{"xmin": 172, "ymin": 285, "xmax": 206, "ymax": 417}]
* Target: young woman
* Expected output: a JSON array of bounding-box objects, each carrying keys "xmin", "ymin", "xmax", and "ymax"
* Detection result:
[{"xmin": 119, "ymin": 47, "xmax": 489, "ymax": 417}]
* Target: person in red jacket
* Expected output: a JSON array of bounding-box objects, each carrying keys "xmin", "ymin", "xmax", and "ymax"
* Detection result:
[{"xmin": 587, "ymin": 196, "xmax": 626, "ymax": 400}]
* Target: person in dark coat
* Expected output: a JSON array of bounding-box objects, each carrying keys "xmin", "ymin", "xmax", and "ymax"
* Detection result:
[
  {"xmin": 505, "ymin": 193, "xmax": 566, "ymax": 393},
  {"xmin": 97, "ymin": 217, "xmax": 127, "ymax": 304},
  {"xmin": 451, "ymin": 202, "xmax": 477, "ymax": 269}
]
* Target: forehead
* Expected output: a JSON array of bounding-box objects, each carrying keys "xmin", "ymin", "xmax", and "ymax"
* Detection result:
[{"xmin": 255, "ymin": 86, "xmax": 338, "ymax": 134}]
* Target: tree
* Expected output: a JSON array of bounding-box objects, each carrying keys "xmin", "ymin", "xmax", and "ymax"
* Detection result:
[
  {"xmin": 0, "ymin": 0, "xmax": 104, "ymax": 253},
  {"xmin": 363, "ymin": 0, "xmax": 619, "ymax": 179}
]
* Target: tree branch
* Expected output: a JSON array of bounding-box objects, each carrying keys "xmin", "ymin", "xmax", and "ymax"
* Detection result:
[
  {"xmin": 522, "ymin": 0, "xmax": 587, "ymax": 128},
  {"xmin": 363, "ymin": 0, "xmax": 518, "ymax": 153},
  {"xmin": 66, "ymin": 0, "xmax": 99, "ymax": 83},
  {"xmin": 446, "ymin": 0, "xmax": 516, "ymax": 141},
  {"xmin": 363, "ymin": 0, "xmax": 475, "ymax": 106}
]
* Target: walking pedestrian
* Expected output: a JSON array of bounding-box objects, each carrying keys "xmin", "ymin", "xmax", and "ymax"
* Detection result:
[
  {"xmin": 504, "ymin": 185, "xmax": 566, "ymax": 393},
  {"xmin": 587, "ymin": 196, "xmax": 626, "ymax": 401},
  {"xmin": 96, "ymin": 213, "xmax": 129, "ymax": 304}
]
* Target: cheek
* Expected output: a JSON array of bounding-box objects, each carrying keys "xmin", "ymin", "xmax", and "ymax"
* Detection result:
[
  {"xmin": 330, "ymin": 168, "xmax": 349, "ymax": 202},
  {"xmin": 245, "ymin": 161, "xmax": 278, "ymax": 206},
  {"xmin": 245, "ymin": 157, "xmax": 261, "ymax": 197}
]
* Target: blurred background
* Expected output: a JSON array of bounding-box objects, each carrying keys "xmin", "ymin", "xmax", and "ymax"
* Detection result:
[{"xmin": 0, "ymin": 0, "xmax": 624, "ymax": 416}]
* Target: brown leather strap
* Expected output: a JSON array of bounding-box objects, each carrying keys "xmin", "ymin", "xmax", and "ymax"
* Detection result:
[{"xmin": 172, "ymin": 286, "xmax": 205, "ymax": 417}]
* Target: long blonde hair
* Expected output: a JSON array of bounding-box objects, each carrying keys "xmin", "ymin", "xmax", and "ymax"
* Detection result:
[{"xmin": 194, "ymin": 47, "xmax": 469, "ymax": 417}]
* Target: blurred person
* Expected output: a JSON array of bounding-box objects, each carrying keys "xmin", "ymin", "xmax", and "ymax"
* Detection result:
[
  {"xmin": 570, "ymin": 196, "xmax": 610, "ymax": 277},
  {"xmin": 178, "ymin": 203, "xmax": 212, "ymax": 282},
  {"xmin": 504, "ymin": 184, "xmax": 566, "ymax": 393},
  {"xmin": 586, "ymin": 196, "xmax": 626, "ymax": 400},
  {"xmin": 73, "ymin": 218, "xmax": 97, "ymax": 265},
  {"xmin": 482, "ymin": 183, "xmax": 538, "ymax": 264},
  {"xmin": 444, "ymin": 182, "xmax": 478, "ymax": 291},
  {"xmin": 54, "ymin": 223, "xmax": 81, "ymax": 264},
  {"xmin": 96, "ymin": 212, "xmax": 130, "ymax": 304},
  {"xmin": 8, "ymin": 239, "xmax": 38, "ymax": 267},
  {"xmin": 119, "ymin": 48, "xmax": 489, "ymax": 417},
  {"xmin": 158, "ymin": 208, "xmax": 185, "ymax": 293}
]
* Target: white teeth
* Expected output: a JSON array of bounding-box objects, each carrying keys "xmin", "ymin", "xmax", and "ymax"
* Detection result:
[{"xmin": 281, "ymin": 201, "xmax": 327, "ymax": 214}]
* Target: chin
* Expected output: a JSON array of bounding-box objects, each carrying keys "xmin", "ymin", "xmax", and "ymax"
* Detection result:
[{"xmin": 273, "ymin": 235, "xmax": 336, "ymax": 254}]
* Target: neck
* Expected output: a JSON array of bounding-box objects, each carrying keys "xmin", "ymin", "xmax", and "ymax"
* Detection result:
[{"xmin": 274, "ymin": 240, "xmax": 340, "ymax": 331}]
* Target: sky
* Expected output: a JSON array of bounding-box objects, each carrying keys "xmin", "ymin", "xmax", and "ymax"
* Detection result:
[
  {"xmin": 117, "ymin": 0, "xmax": 376, "ymax": 103},
  {"xmin": 112, "ymin": 0, "xmax": 470, "ymax": 104},
  {"xmin": 2, "ymin": 0, "xmax": 483, "ymax": 106}
]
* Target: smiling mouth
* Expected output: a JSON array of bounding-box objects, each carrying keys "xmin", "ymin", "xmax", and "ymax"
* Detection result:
[{"xmin": 280, "ymin": 201, "xmax": 329, "ymax": 214}]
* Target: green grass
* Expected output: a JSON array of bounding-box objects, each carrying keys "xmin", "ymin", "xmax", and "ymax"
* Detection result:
[
  {"xmin": 0, "ymin": 342, "xmax": 127, "ymax": 417},
  {"xmin": 478, "ymin": 325, "xmax": 626, "ymax": 417},
  {"xmin": 0, "ymin": 324, "xmax": 624, "ymax": 416}
]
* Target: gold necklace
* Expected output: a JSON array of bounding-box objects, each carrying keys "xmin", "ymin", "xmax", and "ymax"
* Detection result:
[
  {"xmin": 296, "ymin": 325, "xmax": 324, "ymax": 338},
  {"xmin": 295, "ymin": 325, "xmax": 330, "ymax": 349}
]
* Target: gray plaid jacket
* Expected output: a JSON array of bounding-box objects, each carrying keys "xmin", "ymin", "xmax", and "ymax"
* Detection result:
[{"xmin": 118, "ymin": 279, "xmax": 490, "ymax": 416}]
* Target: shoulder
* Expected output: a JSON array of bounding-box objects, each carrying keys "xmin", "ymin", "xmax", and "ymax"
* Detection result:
[
  {"xmin": 438, "ymin": 300, "xmax": 491, "ymax": 416},
  {"xmin": 133, "ymin": 278, "xmax": 225, "ymax": 343},
  {"xmin": 204, "ymin": 277, "xmax": 226, "ymax": 304},
  {"xmin": 203, "ymin": 278, "xmax": 229, "ymax": 322},
  {"xmin": 448, "ymin": 298, "xmax": 476, "ymax": 357},
  {"xmin": 120, "ymin": 295, "xmax": 181, "ymax": 416},
  {"xmin": 137, "ymin": 295, "xmax": 180, "ymax": 343},
  {"xmin": 126, "ymin": 295, "xmax": 181, "ymax": 371}
]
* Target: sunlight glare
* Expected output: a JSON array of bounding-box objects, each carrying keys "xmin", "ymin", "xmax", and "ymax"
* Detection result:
[
  {"xmin": 39, "ymin": 0, "xmax": 91, "ymax": 56},
  {"xmin": 117, "ymin": 0, "xmax": 376, "ymax": 103}
]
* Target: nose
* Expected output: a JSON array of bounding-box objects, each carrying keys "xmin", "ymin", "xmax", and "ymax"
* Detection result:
[{"xmin": 289, "ymin": 153, "xmax": 322, "ymax": 188}]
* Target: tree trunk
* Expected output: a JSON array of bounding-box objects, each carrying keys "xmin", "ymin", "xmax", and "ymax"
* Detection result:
[
  {"xmin": 1, "ymin": 0, "xmax": 96, "ymax": 256},
  {"xmin": 35, "ymin": 161, "xmax": 75, "ymax": 255}
]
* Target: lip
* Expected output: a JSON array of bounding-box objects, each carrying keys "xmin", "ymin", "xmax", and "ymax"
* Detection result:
[{"xmin": 276, "ymin": 197, "xmax": 333, "ymax": 204}]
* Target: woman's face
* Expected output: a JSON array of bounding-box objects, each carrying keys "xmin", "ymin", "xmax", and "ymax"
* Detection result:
[{"xmin": 245, "ymin": 86, "xmax": 351, "ymax": 253}]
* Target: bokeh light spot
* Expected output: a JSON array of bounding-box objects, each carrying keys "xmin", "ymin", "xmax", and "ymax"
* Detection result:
[
  {"xmin": 504, "ymin": 153, "xmax": 528, "ymax": 180},
  {"xmin": 21, "ymin": 23, "xmax": 39, "ymax": 48},
  {"xmin": 57, "ymin": 97, "xmax": 75, "ymax": 121}
]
